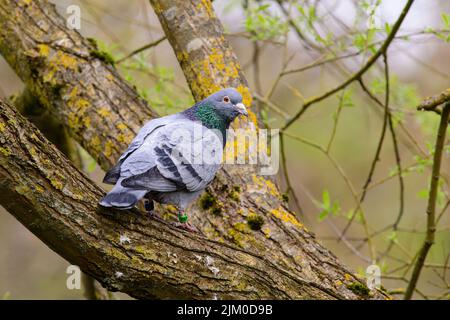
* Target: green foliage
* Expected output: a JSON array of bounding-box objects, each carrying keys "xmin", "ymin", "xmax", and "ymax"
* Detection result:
[
  {"xmin": 387, "ymin": 231, "xmax": 398, "ymax": 244},
  {"xmin": 316, "ymin": 189, "xmax": 340, "ymax": 221},
  {"xmin": 441, "ymin": 12, "xmax": 450, "ymax": 28},
  {"xmin": 341, "ymin": 89, "xmax": 354, "ymax": 108},
  {"xmin": 424, "ymin": 12, "xmax": 450, "ymax": 42},
  {"xmin": 344, "ymin": 209, "xmax": 362, "ymax": 223},
  {"xmin": 294, "ymin": 4, "xmax": 334, "ymax": 46},
  {"xmin": 244, "ymin": 2, "xmax": 288, "ymax": 41}
]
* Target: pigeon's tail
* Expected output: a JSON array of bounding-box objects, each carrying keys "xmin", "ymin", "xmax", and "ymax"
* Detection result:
[{"xmin": 99, "ymin": 179, "xmax": 147, "ymax": 209}]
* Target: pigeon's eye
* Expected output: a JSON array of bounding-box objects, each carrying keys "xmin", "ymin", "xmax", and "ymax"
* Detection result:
[{"xmin": 223, "ymin": 96, "xmax": 230, "ymax": 103}]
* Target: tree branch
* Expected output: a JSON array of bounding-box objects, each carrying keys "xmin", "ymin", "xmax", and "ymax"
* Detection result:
[{"xmin": 404, "ymin": 102, "xmax": 450, "ymax": 299}]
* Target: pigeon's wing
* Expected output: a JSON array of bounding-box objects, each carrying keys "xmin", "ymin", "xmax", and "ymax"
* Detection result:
[
  {"xmin": 121, "ymin": 121, "xmax": 223, "ymax": 192},
  {"xmin": 103, "ymin": 114, "xmax": 181, "ymax": 184}
]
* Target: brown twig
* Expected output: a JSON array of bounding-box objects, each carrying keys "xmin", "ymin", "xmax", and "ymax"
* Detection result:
[
  {"xmin": 116, "ymin": 36, "xmax": 166, "ymax": 64},
  {"xmin": 279, "ymin": 132, "xmax": 304, "ymax": 215},
  {"xmin": 404, "ymin": 102, "xmax": 450, "ymax": 299},
  {"xmin": 417, "ymin": 89, "xmax": 450, "ymax": 111}
]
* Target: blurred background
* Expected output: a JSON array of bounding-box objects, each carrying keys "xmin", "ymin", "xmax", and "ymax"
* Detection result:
[{"xmin": 0, "ymin": 0, "xmax": 448, "ymax": 299}]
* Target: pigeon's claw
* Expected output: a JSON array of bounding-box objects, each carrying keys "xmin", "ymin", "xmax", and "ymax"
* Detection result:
[
  {"xmin": 173, "ymin": 222, "xmax": 199, "ymax": 233},
  {"xmin": 144, "ymin": 199, "xmax": 163, "ymax": 221}
]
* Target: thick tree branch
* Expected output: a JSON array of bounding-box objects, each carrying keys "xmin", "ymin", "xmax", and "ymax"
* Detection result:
[
  {"xmin": 0, "ymin": 0, "xmax": 388, "ymax": 299},
  {"xmin": 1, "ymin": 98, "xmax": 371, "ymax": 299}
]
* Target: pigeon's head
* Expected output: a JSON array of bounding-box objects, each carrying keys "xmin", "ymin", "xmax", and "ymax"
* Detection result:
[{"xmin": 206, "ymin": 88, "xmax": 248, "ymax": 122}]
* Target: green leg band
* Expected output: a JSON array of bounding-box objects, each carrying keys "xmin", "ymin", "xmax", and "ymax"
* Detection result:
[{"xmin": 178, "ymin": 213, "xmax": 188, "ymax": 223}]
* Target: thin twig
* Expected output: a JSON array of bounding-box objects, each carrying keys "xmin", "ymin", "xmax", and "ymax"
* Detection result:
[
  {"xmin": 116, "ymin": 36, "xmax": 166, "ymax": 64},
  {"xmin": 326, "ymin": 90, "xmax": 346, "ymax": 153},
  {"xmin": 279, "ymin": 132, "xmax": 304, "ymax": 215}
]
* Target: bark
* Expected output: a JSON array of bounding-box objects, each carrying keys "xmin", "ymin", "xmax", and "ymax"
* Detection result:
[
  {"xmin": 11, "ymin": 87, "xmax": 113, "ymax": 299},
  {"xmin": 0, "ymin": 0, "xmax": 388, "ymax": 299},
  {"xmin": 11, "ymin": 87, "xmax": 81, "ymax": 164}
]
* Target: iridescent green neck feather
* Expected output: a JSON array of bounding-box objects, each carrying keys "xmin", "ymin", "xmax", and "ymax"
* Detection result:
[{"xmin": 195, "ymin": 103, "xmax": 226, "ymax": 132}]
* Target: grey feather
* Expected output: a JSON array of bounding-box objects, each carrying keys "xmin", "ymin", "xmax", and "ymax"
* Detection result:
[
  {"xmin": 99, "ymin": 178, "xmax": 147, "ymax": 209},
  {"xmin": 121, "ymin": 167, "xmax": 179, "ymax": 192},
  {"xmin": 102, "ymin": 113, "xmax": 182, "ymax": 184}
]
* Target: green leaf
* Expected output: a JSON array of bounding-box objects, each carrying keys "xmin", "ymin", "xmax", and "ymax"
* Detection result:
[
  {"xmin": 441, "ymin": 12, "xmax": 450, "ymax": 28},
  {"xmin": 384, "ymin": 22, "xmax": 392, "ymax": 34},
  {"xmin": 387, "ymin": 231, "xmax": 398, "ymax": 244},
  {"xmin": 257, "ymin": 4, "xmax": 270, "ymax": 12},
  {"xmin": 417, "ymin": 189, "xmax": 429, "ymax": 199},
  {"xmin": 342, "ymin": 89, "xmax": 354, "ymax": 108},
  {"xmin": 317, "ymin": 190, "xmax": 341, "ymax": 221},
  {"xmin": 322, "ymin": 189, "xmax": 330, "ymax": 207},
  {"xmin": 318, "ymin": 210, "xmax": 329, "ymax": 221}
]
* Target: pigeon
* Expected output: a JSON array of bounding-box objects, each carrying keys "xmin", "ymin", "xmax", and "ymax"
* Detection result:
[{"xmin": 99, "ymin": 88, "xmax": 248, "ymax": 232}]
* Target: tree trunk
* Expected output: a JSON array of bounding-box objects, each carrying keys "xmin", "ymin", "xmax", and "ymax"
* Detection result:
[{"xmin": 0, "ymin": 0, "xmax": 387, "ymax": 299}]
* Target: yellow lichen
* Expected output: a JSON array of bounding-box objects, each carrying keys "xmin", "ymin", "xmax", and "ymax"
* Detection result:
[
  {"xmin": 262, "ymin": 227, "xmax": 271, "ymax": 238},
  {"xmin": 67, "ymin": 112, "xmax": 80, "ymax": 130},
  {"xmin": 72, "ymin": 98, "xmax": 89, "ymax": 111},
  {"xmin": 56, "ymin": 52, "xmax": 78, "ymax": 70},
  {"xmin": 252, "ymin": 174, "xmax": 280, "ymax": 197},
  {"xmin": 97, "ymin": 107, "xmax": 111, "ymax": 118},
  {"xmin": 227, "ymin": 228, "xmax": 245, "ymax": 247},
  {"xmin": 29, "ymin": 147, "xmax": 37, "ymax": 157},
  {"xmin": 116, "ymin": 123, "xmax": 127, "ymax": 131},
  {"xmin": 83, "ymin": 116, "xmax": 91, "ymax": 127},
  {"xmin": 38, "ymin": 44, "xmax": 50, "ymax": 57},
  {"xmin": 104, "ymin": 140, "xmax": 116, "ymax": 158},
  {"xmin": 90, "ymin": 136, "xmax": 102, "ymax": 152},
  {"xmin": 0, "ymin": 122, "xmax": 5, "ymax": 132},
  {"xmin": 0, "ymin": 146, "xmax": 11, "ymax": 156},
  {"xmin": 233, "ymin": 222, "xmax": 251, "ymax": 233},
  {"xmin": 236, "ymin": 84, "xmax": 252, "ymax": 109},
  {"xmin": 116, "ymin": 133, "xmax": 131, "ymax": 144},
  {"xmin": 270, "ymin": 206, "xmax": 303, "ymax": 228},
  {"xmin": 15, "ymin": 185, "xmax": 30, "ymax": 195},
  {"xmin": 51, "ymin": 179, "xmax": 63, "ymax": 190}
]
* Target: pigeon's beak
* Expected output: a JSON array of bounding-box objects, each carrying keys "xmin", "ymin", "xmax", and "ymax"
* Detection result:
[{"xmin": 235, "ymin": 103, "xmax": 248, "ymax": 117}]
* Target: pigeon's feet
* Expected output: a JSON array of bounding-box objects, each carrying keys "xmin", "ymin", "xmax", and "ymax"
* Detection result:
[
  {"xmin": 148, "ymin": 210, "xmax": 163, "ymax": 220},
  {"xmin": 173, "ymin": 221, "xmax": 199, "ymax": 233},
  {"xmin": 144, "ymin": 200, "xmax": 163, "ymax": 221}
]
